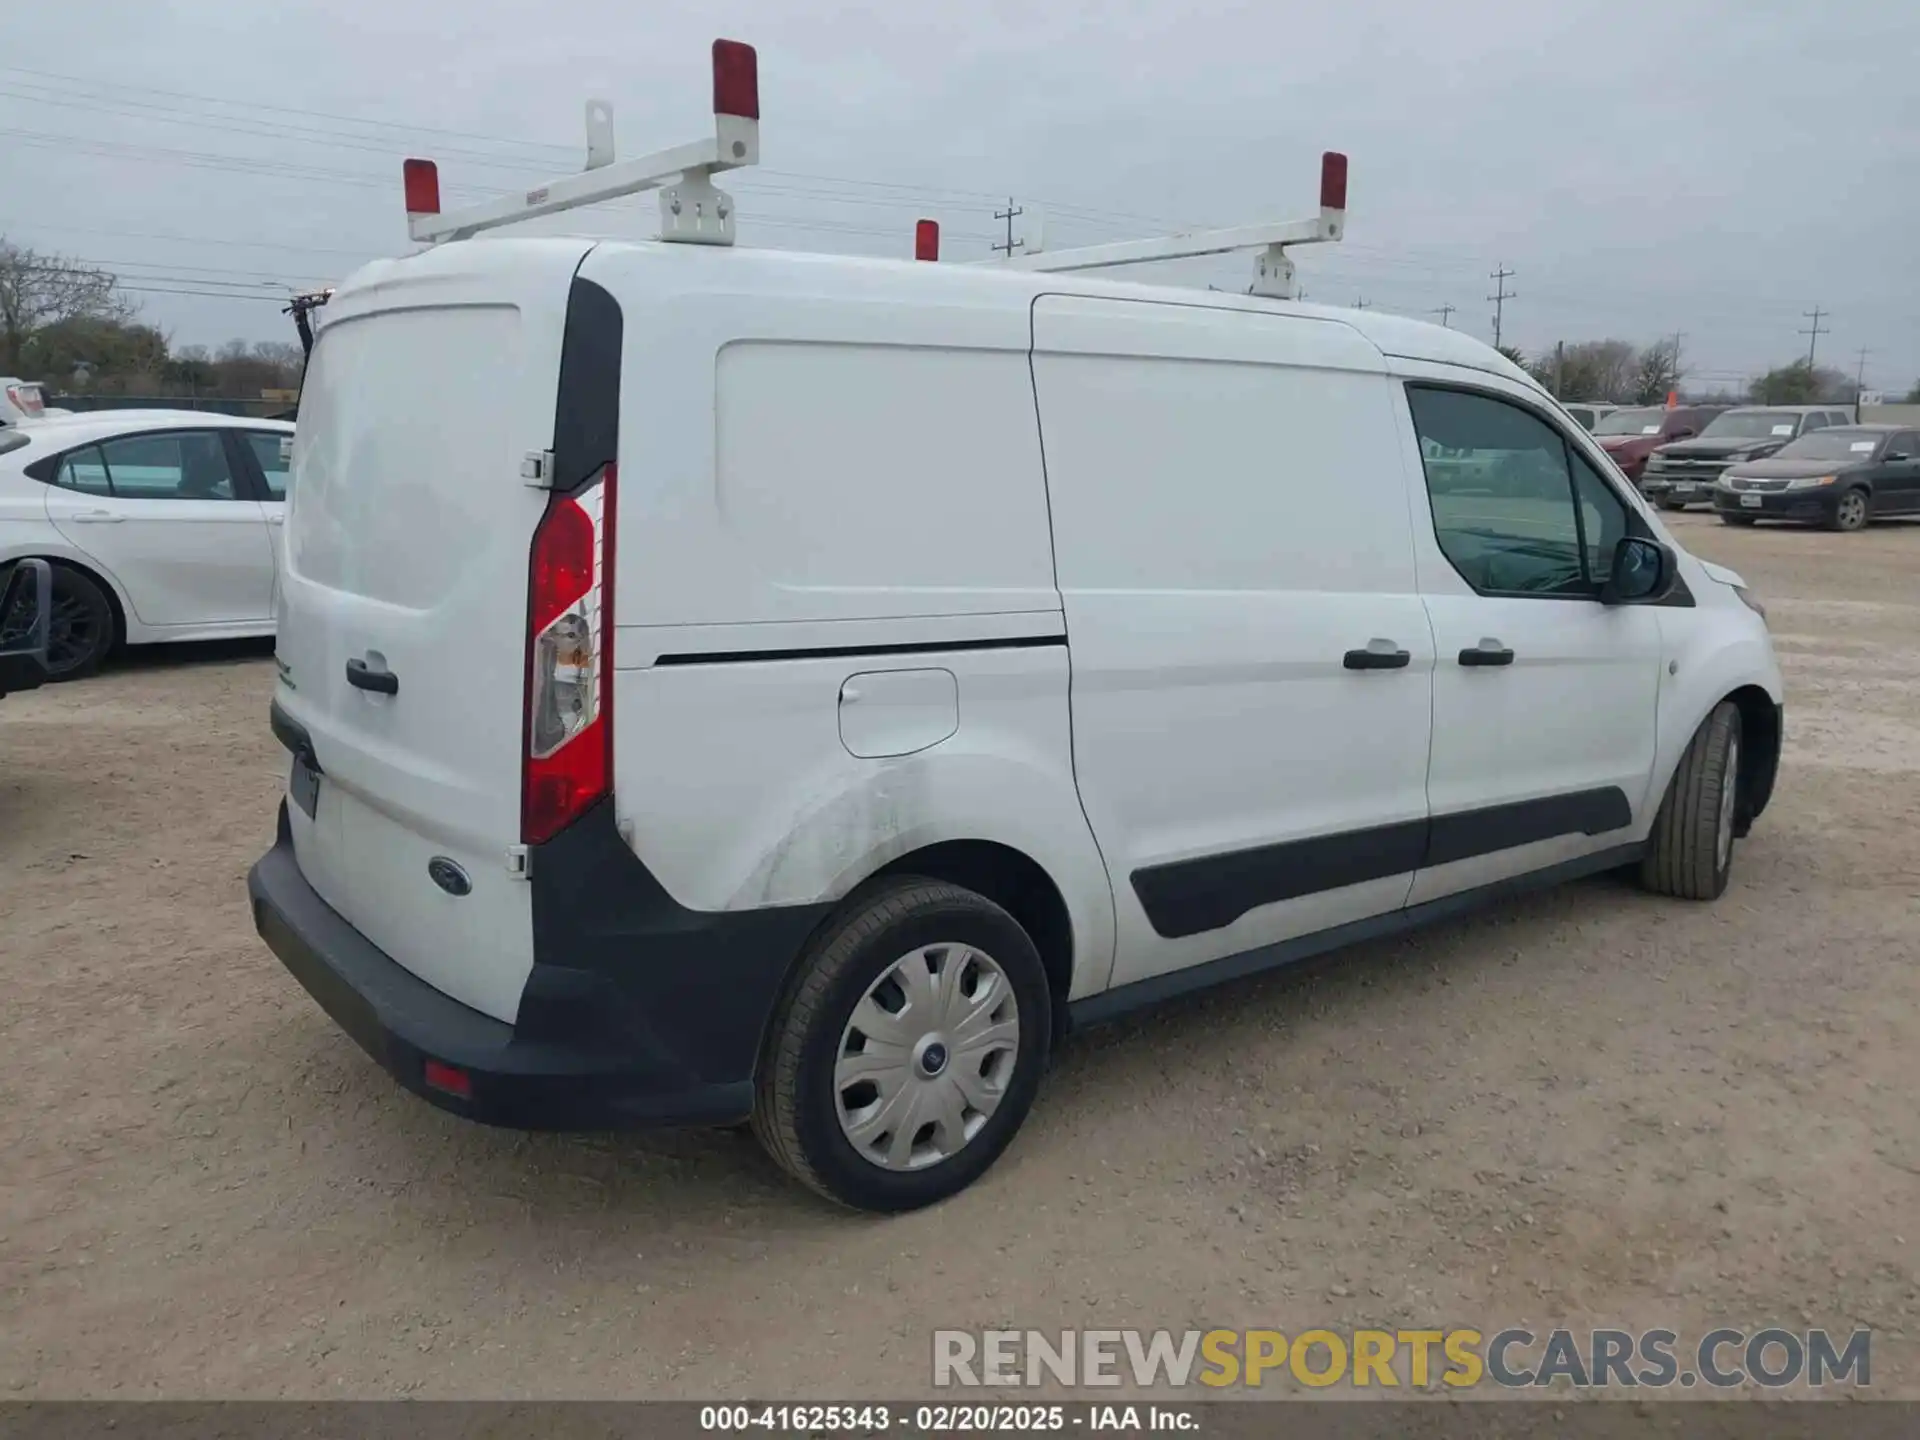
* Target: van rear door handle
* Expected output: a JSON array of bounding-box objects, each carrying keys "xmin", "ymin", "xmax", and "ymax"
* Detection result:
[
  {"xmin": 345, "ymin": 658, "xmax": 398, "ymax": 695},
  {"xmin": 1343, "ymin": 642, "xmax": 1412, "ymax": 671},
  {"xmin": 67, "ymin": 510, "xmax": 124, "ymax": 524},
  {"xmin": 1458, "ymin": 640, "xmax": 1515, "ymax": 667}
]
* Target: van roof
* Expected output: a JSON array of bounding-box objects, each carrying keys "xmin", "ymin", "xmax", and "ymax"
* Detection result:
[{"xmin": 329, "ymin": 236, "xmax": 1539, "ymax": 391}]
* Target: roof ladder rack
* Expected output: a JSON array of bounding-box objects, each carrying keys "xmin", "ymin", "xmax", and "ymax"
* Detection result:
[
  {"xmin": 985, "ymin": 151, "xmax": 1348, "ymax": 300},
  {"xmin": 402, "ymin": 39, "xmax": 760, "ymax": 246}
]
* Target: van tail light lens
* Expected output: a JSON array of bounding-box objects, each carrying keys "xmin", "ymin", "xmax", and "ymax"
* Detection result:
[
  {"xmin": 522, "ymin": 464, "xmax": 615, "ymax": 844},
  {"xmin": 6, "ymin": 383, "xmax": 44, "ymax": 417}
]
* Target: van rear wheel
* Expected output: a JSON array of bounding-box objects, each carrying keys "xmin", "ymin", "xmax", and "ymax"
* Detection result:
[{"xmin": 752, "ymin": 878, "xmax": 1051, "ymax": 1212}]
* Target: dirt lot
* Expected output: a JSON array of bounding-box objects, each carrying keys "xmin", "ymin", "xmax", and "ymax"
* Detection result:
[{"xmin": 4, "ymin": 511, "xmax": 1919, "ymax": 1399}]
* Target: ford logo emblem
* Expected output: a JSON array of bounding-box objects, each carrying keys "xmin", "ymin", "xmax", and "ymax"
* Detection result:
[{"xmin": 427, "ymin": 857, "xmax": 472, "ymax": 897}]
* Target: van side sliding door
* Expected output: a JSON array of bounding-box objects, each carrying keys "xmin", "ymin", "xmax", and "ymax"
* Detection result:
[{"xmin": 1031, "ymin": 296, "xmax": 1436, "ymax": 990}]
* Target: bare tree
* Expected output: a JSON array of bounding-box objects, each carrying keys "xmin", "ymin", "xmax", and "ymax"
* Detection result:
[
  {"xmin": 1632, "ymin": 338, "xmax": 1683, "ymax": 404},
  {"xmin": 0, "ymin": 240, "xmax": 133, "ymax": 373}
]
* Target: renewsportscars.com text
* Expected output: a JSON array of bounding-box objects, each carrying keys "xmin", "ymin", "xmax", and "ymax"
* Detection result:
[{"xmin": 932, "ymin": 1327, "xmax": 1870, "ymax": 1390}]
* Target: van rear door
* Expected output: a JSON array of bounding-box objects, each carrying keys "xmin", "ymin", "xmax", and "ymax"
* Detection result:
[{"xmin": 274, "ymin": 239, "xmax": 599, "ymax": 1024}]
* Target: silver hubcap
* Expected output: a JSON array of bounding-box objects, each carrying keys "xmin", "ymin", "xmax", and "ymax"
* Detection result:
[
  {"xmin": 1717, "ymin": 735, "xmax": 1740, "ymax": 870},
  {"xmin": 835, "ymin": 943, "xmax": 1020, "ymax": 1171},
  {"xmin": 1841, "ymin": 494, "xmax": 1865, "ymax": 526}
]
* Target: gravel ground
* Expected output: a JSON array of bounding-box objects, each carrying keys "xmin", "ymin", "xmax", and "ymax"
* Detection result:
[{"xmin": 3, "ymin": 511, "xmax": 1917, "ymax": 1399}]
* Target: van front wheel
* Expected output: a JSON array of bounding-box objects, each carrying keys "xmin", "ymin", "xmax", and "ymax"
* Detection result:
[
  {"xmin": 1639, "ymin": 701, "xmax": 1742, "ymax": 901},
  {"xmin": 752, "ymin": 878, "xmax": 1052, "ymax": 1212}
]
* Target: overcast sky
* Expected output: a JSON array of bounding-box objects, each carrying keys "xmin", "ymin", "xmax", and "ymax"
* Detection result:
[{"xmin": 4, "ymin": 0, "xmax": 1916, "ymax": 393}]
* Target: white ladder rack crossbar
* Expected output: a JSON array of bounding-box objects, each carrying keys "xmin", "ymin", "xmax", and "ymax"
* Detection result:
[
  {"xmin": 989, "ymin": 151, "xmax": 1347, "ymax": 300},
  {"xmin": 403, "ymin": 39, "xmax": 760, "ymax": 247}
]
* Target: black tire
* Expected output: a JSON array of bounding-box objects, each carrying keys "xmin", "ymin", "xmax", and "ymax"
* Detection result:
[
  {"xmin": 1639, "ymin": 701, "xmax": 1742, "ymax": 901},
  {"xmin": 1719, "ymin": 514, "xmax": 1756, "ymax": 526},
  {"xmin": 1828, "ymin": 488, "xmax": 1870, "ymax": 532},
  {"xmin": 1657, "ymin": 500, "xmax": 1688, "ymax": 512},
  {"xmin": 41, "ymin": 565, "xmax": 116, "ymax": 680},
  {"xmin": 752, "ymin": 877, "xmax": 1052, "ymax": 1212}
]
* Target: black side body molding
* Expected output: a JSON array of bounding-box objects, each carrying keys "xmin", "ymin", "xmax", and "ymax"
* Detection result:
[
  {"xmin": 1130, "ymin": 786, "xmax": 1634, "ymax": 939},
  {"xmin": 1079, "ymin": 841, "xmax": 1646, "ymax": 1029},
  {"xmin": 653, "ymin": 634, "xmax": 1067, "ymax": 667}
]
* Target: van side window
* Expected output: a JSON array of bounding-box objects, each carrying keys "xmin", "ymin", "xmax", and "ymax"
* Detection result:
[
  {"xmin": 1569, "ymin": 448, "xmax": 1631, "ymax": 586},
  {"xmin": 1801, "ymin": 413, "xmax": 1825, "ymax": 433},
  {"xmin": 1406, "ymin": 386, "xmax": 1608, "ymax": 598}
]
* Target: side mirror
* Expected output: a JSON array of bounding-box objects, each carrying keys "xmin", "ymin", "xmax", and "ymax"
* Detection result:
[{"xmin": 1601, "ymin": 537, "xmax": 1674, "ymax": 605}]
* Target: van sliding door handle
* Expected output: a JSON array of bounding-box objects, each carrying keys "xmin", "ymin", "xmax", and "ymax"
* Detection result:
[
  {"xmin": 1343, "ymin": 644, "xmax": 1411, "ymax": 671},
  {"xmin": 1458, "ymin": 640, "xmax": 1515, "ymax": 667},
  {"xmin": 345, "ymin": 658, "xmax": 398, "ymax": 695}
]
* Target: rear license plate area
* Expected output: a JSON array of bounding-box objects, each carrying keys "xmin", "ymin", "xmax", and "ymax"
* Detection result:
[{"xmin": 290, "ymin": 753, "xmax": 321, "ymax": 819}]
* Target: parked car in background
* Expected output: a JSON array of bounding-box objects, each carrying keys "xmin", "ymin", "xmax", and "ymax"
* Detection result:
[
  {"xmin": 0, "ymin": 410, "xmax": 294, "ymax": 679},
  {"xmin": 1713, "ymin": 425, "xmax": 1920, "ymax": 531},
  {"xmin": 1562, "ymin": 401, "xmax": 1622, "ymax": 431},
  {"xmin": 1641, "ymin": 405, "xmax": 1855, "ymax": 510},
  {"xmin": 1, "ymin": 378, "xmax": 72, "ymax": 426},
  {"xmin": 1591, "ymin": 405, "xmax": 1724, "ymax": 484}
]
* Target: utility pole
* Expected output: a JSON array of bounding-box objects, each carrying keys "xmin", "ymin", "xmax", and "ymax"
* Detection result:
[
  {"xmin": 1427, "ymin": 304, "xmax": 1455, "ymax": 328},
  {"xmin": 1800, "ymin": 306, "xmax": 1827, "ymax": 370},
  {"xmin": 1555, "ymin": 339, "xmax": 1566, "ymax": 399},
  {"xmin": 1668, "ymin": 331, "xmax": 1686, "ymax": 404},
  {"xmin": 1855, "ymin": 346, "xmax": 1871, "ymax": 417},
  {"xmin": 1352, "ymin": 297, "xmax": 1371, "ymax": 310},
  {"xmin": 992, "ymin": 198, "xmax": 1024, "ymax": 258},
  {"xmin": 1488, "ymin": 265, "xmax": 1516, "ymax": 348}
]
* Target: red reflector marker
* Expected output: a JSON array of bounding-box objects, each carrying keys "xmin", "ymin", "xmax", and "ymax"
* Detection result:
[
  {"xmin": 403, "ymin": 158, "xmax": 441, "ymax": 216},
  {"xmin": 712, "ymin": 39, "xmax": 760, "ymax": 120},
  {"xmin": 1319, "ymin": 151, "xmax": 1349, "ymax": 212},
  {"xmin": 423, "ymin": 1059, "xmax": 471, "ymax": 1099},
  {"xmin": 915, "ymin": 219, "xmax": 940, "ymax": 262}
]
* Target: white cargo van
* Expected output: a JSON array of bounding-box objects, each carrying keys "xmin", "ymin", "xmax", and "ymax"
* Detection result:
[{"xmin": 248, "ymin": 44, "xmax": 1784, "ymax": 1211}]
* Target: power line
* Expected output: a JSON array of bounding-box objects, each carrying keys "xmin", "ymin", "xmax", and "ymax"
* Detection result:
[
  {"xmin": 1800, "ymin": 305, "xmax": 1827, "ymax": 369},
  {"xmin": 1488, "ymin": 264, "xmax": 1516, "ymax": 348}
]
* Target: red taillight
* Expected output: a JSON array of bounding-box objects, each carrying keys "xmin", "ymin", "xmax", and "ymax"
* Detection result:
[
  {"xmin": 522, "ymin": 464, "xmax": 615, "ymax": 845},
  {"xmin": 915, "ymin": 219, "xmax": 940, "ymax": 262},
  {"xmin": 1320, "ymin": 151, "xmax": 1349, "ymax": 212},
  {"xmin": 423, "ymin": 1059, "xmax": 471, "ymax": 1099},
  {"xmin": 403, "ymin": 158, "xmax": 441, "ymax": 216},
  {"xmin": 712, "ymin": 39, "xmax": 760, "ymax": 120}
]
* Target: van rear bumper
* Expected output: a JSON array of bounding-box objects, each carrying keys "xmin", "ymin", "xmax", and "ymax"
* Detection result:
[{"xmin": 249, "ymin": 802, "xmax": 815, "ymax": 1130}]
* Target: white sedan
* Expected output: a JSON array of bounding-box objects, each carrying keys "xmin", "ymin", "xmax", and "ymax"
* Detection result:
[{"xmin": 0, "ymin": 410, "xmax": 293, "ymax": 679}]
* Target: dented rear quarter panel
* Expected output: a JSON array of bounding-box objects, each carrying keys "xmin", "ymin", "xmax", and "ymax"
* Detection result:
[{"xmin": 611, "ymin": 647, "xmax": 1119, "ymax": 999}]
